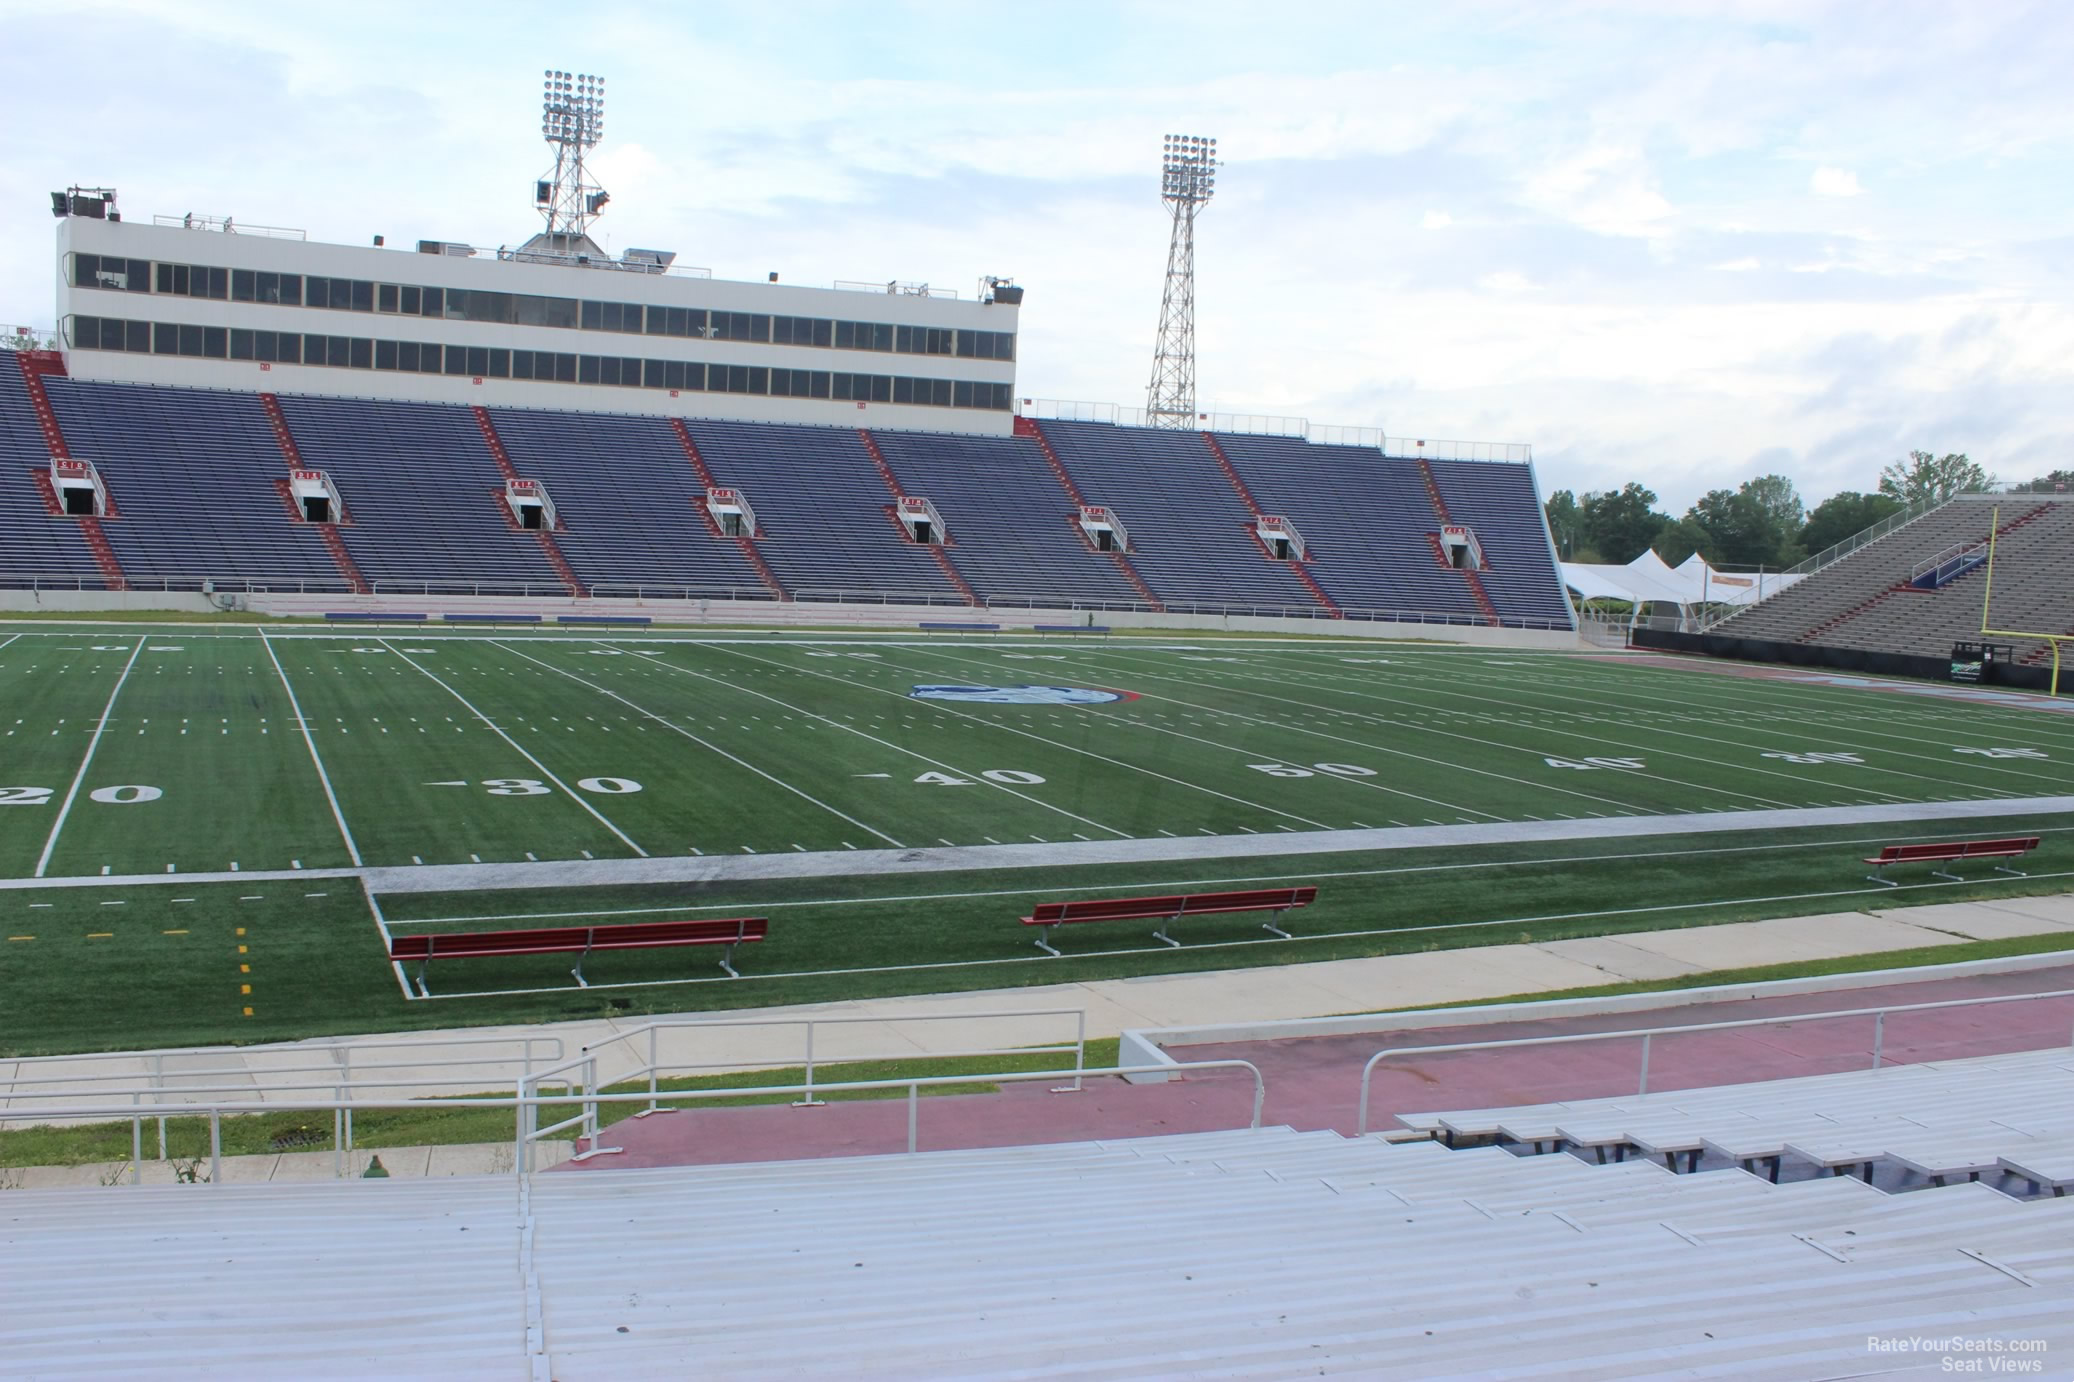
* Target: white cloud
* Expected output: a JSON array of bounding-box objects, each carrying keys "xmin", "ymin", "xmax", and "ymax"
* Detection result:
[
  {"xmin": 1421, "ymin": 210, "xmax": 1453, "ymax": 229},
  {"xmin": 1811, "ymin": 166, "xmax": 1863, "ymax": 197},
  {"xmin": 1710, "ymin": 257, "xmax": 1762, "ymax": 272}
]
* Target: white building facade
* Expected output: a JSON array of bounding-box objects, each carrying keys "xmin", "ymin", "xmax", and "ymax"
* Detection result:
[{"xmin": 53, "ymin": 213, "xmax": 1022, "ymax": 437}]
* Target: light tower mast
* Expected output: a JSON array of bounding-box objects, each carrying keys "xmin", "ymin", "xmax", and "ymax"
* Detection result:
[
  {"xmin": 533, "ymin": 70, "xmax": 609, "ymax": 253},
  {"xmin": 1145, "ymin": 133, "xmax": 1217, "ymax": 429}
]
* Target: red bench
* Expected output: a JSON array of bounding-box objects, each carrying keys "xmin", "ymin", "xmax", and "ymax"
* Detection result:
[
  {"xmin": 1020, "ymin": 887, "xmax": 1318, "ymax": 955},
  {"xmin": 387, "ymin": 917, "xmax": 767, "ymax": 995},
  {"xmin": 1863, "ymin": 837, "xmax": 2039, "ymax": 886}
]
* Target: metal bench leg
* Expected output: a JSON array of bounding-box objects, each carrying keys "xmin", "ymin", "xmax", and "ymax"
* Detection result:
[
  {"xmin": 1932, "ymin": 868, "xmax": 1963, "ymax": 883},
  {"xmin": 1152, "ymin": 911, "xmax": 1184, "ymax": 948},
  {"xmin": 570, "ymin": 942, "xmax": 592, "ymax": 988},
  {"xmin": 1865, "ymin": 867, "xmax": 1897, "ymax": 887},
  {"xmin": 717, "ymin": 944, "xmax": 740, "ymax": 979},
  {"xmin": 415, "ymin": 958, "xmax": 431, "ymax": 998},
  {"xmin": 1034, "ymin": 927, "xmax": 1060, "ymax": 957},
  {"xmin": 1260, "ymin": 907, "xmax": 1293, "ymax": 940},
  {"xmin": 1994, "ymin": 863, "xmax": 2029, "ymax": 878}
]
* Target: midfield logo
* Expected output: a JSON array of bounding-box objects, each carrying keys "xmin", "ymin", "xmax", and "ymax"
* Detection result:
[{"xmin": 908, "ymin": 684, "xmax": 1140, "ymax": 705}]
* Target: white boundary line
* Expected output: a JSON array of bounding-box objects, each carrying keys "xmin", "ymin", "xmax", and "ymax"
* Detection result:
[
  {"xmin": 699, "ymin": 642, "xmax": 1329, "ymax": 831},
  {"xmin": 381, "ymin": 821, "xmax": 2074, "ymax": 928},
  {"xmin": 0, "ymin": 633, "xmax": 21, "ymax": 655},
  {"xmin": 363, "ymin": 885, "xmax": 415, "ymax": 1000},
  {"xmin": 261, "ymin": 630, "xmax": 363, "ymax": 866},
  {"xmin": 573, "ymin": 639, "xmax": 1137, "ymax": 838},
  {"xmin": 493, "ymin": 641, "xmax": 908, "ymax": 847},
  {"xmin": 376, "ymin": 638, "xmax": 650, "ymax": 858},
  {"xmin": 33, "ymin": 637, "xmax": 146, "ymax": 879},
  {"xmin": 391, "ymin": 867, "xmax": 2074, "ymax": 1001}
]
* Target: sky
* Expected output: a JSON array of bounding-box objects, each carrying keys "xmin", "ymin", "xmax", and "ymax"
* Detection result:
[{"xmin": 4, "ymin": 0, "xmax": 2071, "ymax": 512}]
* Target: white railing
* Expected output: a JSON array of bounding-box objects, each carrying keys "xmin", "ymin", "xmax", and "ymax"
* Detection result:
[
  {"xmin": 573, "ymin": 1010, "xmax": 1089, "ymax": 1119},
  {"xmin": 1698, "ymin": 494, "xmax": 1948, "ymax": 631},
  {"xmin": 1018, "ymin": 398, "xmax": 1530, "ymax": 461},
  {"xmin": 0, "ymin": 1060, "xmax": 1268, "ymax": 1183},
  {"xmin": 831, "ymin": 280, "xmax": 958, "ymax": 299},
  {"xmin": 1, "ymin": 1034, "xmax": 565, "ymax": 1179},
  {"xmin": 150, "ymin": 213, "xmax": 306, "ymax": 241},
  {"xmin": 1355, "ymin": 986, "xmax": 2074, "ymax": 1135}
]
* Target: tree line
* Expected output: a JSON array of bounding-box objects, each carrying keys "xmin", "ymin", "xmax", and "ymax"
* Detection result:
[{"xmin": 1545, "ymin": 452, "xmax": 2071, "ymax": 568}]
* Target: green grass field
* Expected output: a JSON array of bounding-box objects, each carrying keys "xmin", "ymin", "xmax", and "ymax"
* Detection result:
[{"xmin": 4, "ymin": 624, "xmax": 2072, "ymax": 1055}]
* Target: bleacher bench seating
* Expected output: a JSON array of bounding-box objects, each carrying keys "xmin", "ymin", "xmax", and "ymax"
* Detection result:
[
  {"xmin": 919, "ymin": 621, "xmax": 1000, "ymax": 633},
  {"xmin": 1863, "ymin": 836, "xmax": 2038, "ymax": 885},
  {"xmin": 1020, "ymin": 886, "xmax": 1318, "ymax": 955},
  {"xmin": 387, "ymin": 917, "xmax": 767, "ymax": 994}
]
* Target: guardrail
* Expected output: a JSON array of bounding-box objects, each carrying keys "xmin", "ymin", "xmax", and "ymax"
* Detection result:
[
  {"xmin": 0, "ymin": 1060, "xmax": 1268, "ymax": 1183},
  {"xmin": 1, "ymin": 1035, "xmax": 565, "ymax": 1173},
  {"xmin": 1355, "ymin": 986, "xmax": 2074, "ymax": 1135},
  {"xmin": 151, "ymin": 213, "xmax": 306, "ymax": 240},
  {"xmin": 566, "ymin": 1009, "xmax": 1090, "ymax": 1120},
  {"xmin": 1697, "ymin": 494, "xmax": 1949, "ymax": 631},
  {"xmin": 1016, "ymin": 399, "xmax": 1531, "ymax": 461}
]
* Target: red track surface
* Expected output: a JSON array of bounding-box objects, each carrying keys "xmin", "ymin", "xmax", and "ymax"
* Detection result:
[{"xmin": 561, "ymin": 961, "xmax": 2074, "ymax": 1170}]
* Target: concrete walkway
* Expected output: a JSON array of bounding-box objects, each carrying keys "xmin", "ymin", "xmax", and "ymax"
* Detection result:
[{"xmin": 7, "ymin": 891, "xmax": 2073, "ymax": 1115}]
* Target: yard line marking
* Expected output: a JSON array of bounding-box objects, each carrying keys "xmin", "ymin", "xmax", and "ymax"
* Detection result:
[
  {"xmin": 364, "ymin": 889, "xmax": 413, "ymax": 1000},
  {"xmin": 262, "ymin": 631, "xmax": 363, "ymax": 867},
  {"xmin": 380, "ymin": 639, "xmax": 649, "ymax": 858},
  {"xmin": 1068, "ymin": 646, "xmax": 1778, "ymax": 813},
  {"xmin": 493, "ymin": 641, "xmax": 907, "ymax": 848},
  {"xmin": 707, "ymin": 644, "xmax": 1301, "ymax": 834},
  {"xmin": 34, "ymin": 636, "xmax": 145, "ymax": 878}
]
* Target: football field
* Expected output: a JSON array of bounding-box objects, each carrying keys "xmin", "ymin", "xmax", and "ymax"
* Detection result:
[{"xmin": 3, "ymin": 625, "xmax": 2072, "ymax": 1053}]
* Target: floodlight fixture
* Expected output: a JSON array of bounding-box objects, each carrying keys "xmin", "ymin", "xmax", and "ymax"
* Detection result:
[
  {"xmin": 1147, "ymin": 132, "xmax": 1219, "ymax": 428},
  {"xmin": 531, "ymin": 66, "xmax": 611, "ymax": 243}
]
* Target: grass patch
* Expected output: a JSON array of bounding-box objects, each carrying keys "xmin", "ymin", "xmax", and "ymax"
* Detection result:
[{"xmin": 0, "ymin": 1042, "xmax": 1120, "ymax": 1170}]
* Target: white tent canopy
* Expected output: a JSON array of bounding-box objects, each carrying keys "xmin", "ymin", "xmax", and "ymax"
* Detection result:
[{"xmin": 1562, "ymin": 550, "xmax": 1801, "ymax": 627}]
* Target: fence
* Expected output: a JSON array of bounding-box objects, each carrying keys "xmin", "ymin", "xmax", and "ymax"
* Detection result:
[
  {"xmin": 1355, "ymin": 986, "xmax": 2074, "ymax": 1135},
  {"xmin": 1017, "ymin": 399, "xmax": 1530, "ymax": 461},
  {"xmin": 0, "ymin": 1060, "xmax": 1267, "ymax": 1183}
]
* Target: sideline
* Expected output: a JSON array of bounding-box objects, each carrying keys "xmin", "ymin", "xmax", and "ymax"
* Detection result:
[{"xmin": 0, "ymin": 793, "xmax": 2069, "ymax": 895}]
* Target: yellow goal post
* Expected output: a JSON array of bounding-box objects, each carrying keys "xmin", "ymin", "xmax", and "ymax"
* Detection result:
[{"xmin": 1979, "ymin": 505, "xmax": 2067, "ymax": 696}]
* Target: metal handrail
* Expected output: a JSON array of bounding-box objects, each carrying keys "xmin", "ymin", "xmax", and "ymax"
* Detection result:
[
  {"xmin": 0, "ymin": 1060, "xmax": 1266, "ymax": 1184},
  {"xmin": 0, "ymin": 1033, "xmax": 565, "ymax": 1091},
  {"xmin": 566, "ymin": 1009, "xmax": 1090, "ymax": 1115},
  {"xmin": 1355, "ymin": 986, "xmax": 2074, "ymax": 1135}
]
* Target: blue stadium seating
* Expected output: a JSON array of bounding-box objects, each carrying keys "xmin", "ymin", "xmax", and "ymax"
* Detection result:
[
  {"xmin": 277, "ymin": 395, "xmax": 563, "ymax": 593},
  {"xmin": 870, "ymin": 430, "xmax": 1141, "ymax": 606},
  {"xmin": 487, "ymin": 408, "xmax": 770, "ymax": 598},
  {"xmin": 1037, "ymin": 421, "xmax": 1321, "ymax": 611},
  {"xmin": 43, "ymin": 377, "xmax": 341, "ymax": 590},
  {"xmin": 684, "ymin": 420, "xmax": 958, "ymax": 602},
  {"xmin": 1210, "ymin": 433, "xmax": 1484, "ymax": 621},
  {"xmin": 0, "ymin": 363, "xmax": 105, "ymax": 585},
  {"xmin": 0, "ymin": 355, "xmax": 1574, "ymax": 624},
  {"xmin": 1424, "ymin": 459, "xmax": 1572, "ymax": 624}
]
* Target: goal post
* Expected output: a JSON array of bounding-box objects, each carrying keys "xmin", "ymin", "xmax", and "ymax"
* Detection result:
[{"xmin": 1979, "ymin": 505, "xmax": 2067, "ymax": 696}]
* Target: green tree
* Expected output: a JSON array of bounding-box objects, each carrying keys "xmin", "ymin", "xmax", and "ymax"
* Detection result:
[
  {"xmin": 1652, "ymin": 516, "xmax": 1712, "ymax": 566},
  {"xmin": 1543, "ymin": 489, "xmax": 1588, "ymax": 560},
  {"xmin": 1800, "ymin": 490, "xmax": 1902, "ymax": 554},
  {"xmin": 1580, "ymin": 483, "xmax": 1668, "ymax": 563},
  {"xmin": 2, "ymin": 325, "xmax": 55, "ymax": 352},
  {"xmin": 1878, "ymin": 450, "xmax": 1993, "ymax": 506},
  {"xmin": 1685, "ymin": 474, "xmax": 1805, "ymax": 567}
]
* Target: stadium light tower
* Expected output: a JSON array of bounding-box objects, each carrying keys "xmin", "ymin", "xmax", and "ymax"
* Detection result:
[
  {"xmin": 535, "ymin": 70, "xmax": 609, "ymax": 246},
  {"xmin": 1145, "ymin": 134, "xmax": 1217, "ymax": 429}
]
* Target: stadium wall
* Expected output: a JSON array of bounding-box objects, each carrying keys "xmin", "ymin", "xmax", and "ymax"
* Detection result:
[
  {"xmin": 1631, "ymin": 626, "xmax": 2061, "ymax": 694},
  {"xmin": 0, "ymin": 588, "xmax": 1582, "ymax": 646}
]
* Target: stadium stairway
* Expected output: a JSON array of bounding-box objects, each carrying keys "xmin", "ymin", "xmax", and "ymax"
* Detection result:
[
  {"xmin": 1012, "ymin": 416, "xmax": 1164, "ymax": 608},
  {"xmin": 260, "ymin": 392, "xmax": 369, "ymax": 594},
  {"xmin": 1200, "ymin": 431, "xmax": 1341, "ymax": 616},
  {"xmin": 7, "ymin": 1122, "xmax": 2069, "ymax": 1379},
  {"xmin": 665, "ymin": 417, "xmax": 788, "ymax": 600},
  {"xmin": 10, "ymin": 352, "xmax": 128, "ymax": 590},
  {"xmin": 473, "ymin": 406, "xmax": 588, "ymax": 597},
  {"xmin": 1414, "ymin": 456, "xmax": 1501, "ymax": 625},
  {"xmin": 858, "ymin": 427, "xmax": 981, "ymax": 606}
]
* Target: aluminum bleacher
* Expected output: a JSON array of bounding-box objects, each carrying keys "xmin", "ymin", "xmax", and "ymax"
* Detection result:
[
  {"xmin": 4, "ymin": 1120, "xmax": 2067, "ymax": 1378},
  {"xmin": 1713, "ymin": 495, "xmax": 2074, "ymax": 660},
  {"xmin": 871, "ymin": 429, "xmax": 1142, "ymax": 607},
  {"xmin": 1212, "ymin": 432, "xmax": 1484, "ymax": 620},
  {"xmin": 0, "ymin": 359, "xmax": 1577, "ymax": 624},
  {"xmin": 487, "ymin": 406, "xmax": 771, "ymax": 599},
  {"xmin": 277, "ymin": 394, "xmax": 565, "ymax": 594},
  {"xmin": 1040, "ymin": 420, "xmax": 1322, "ymax": 612},
  {"xmin": 43, "ymin": 377, "xmax": 342, "ymax": 591},
  {"xmin": 685, "ymin": 418, "xmax": 958, "ymax": 603},
  {"xmin": 1426, "ymin": 457, "xmax": 1574, "ymax": 625},
  {"xmin": 0, "ymin": 360, "xmax": 105, "ymax": 585}
]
